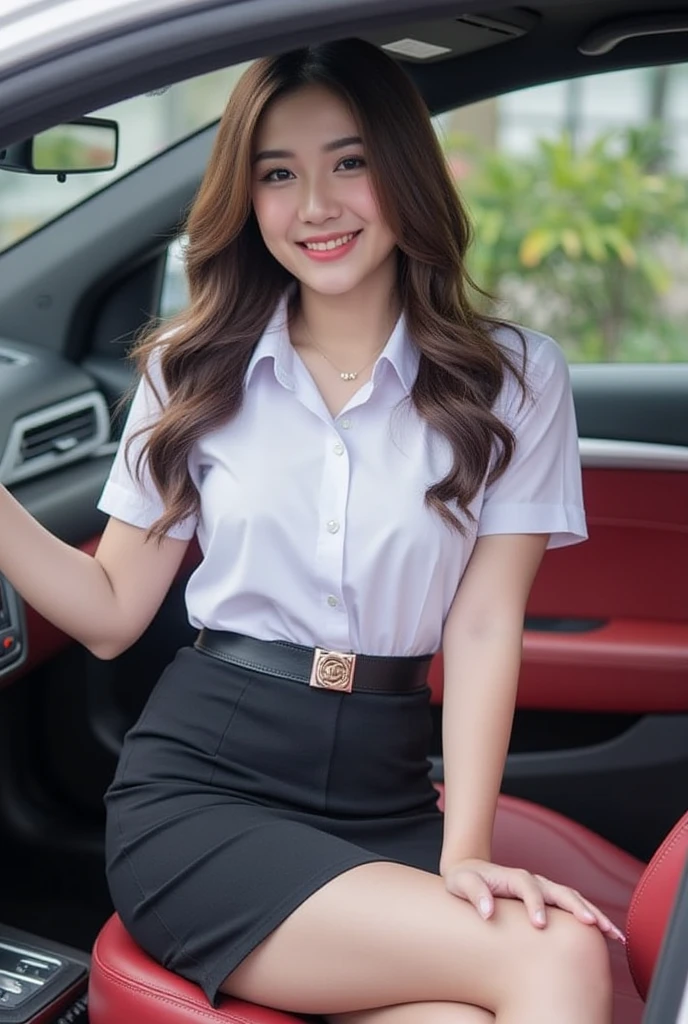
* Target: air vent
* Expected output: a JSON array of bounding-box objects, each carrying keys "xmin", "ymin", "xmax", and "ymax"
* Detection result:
[
  {"xmin": 0, "ymin": 392, "xmax": 110, "ymax": 486},
  {"xmin": 0, "ymin": 344, "xmax": 31, "ymax": 367},
  {"xmin": 20, "ymin": 404, "xmax": 99, "ymax": 461}
]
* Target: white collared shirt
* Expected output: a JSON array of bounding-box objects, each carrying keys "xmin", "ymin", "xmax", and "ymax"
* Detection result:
[{"xmin": 98, "ymin": 297, "xmax": 587, "ymax": 656}]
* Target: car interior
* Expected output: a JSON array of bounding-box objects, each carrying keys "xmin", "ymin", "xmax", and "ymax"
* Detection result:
[{"xmin": 0, "ymin": 1, "xmax": 687, "ymax": 1022}]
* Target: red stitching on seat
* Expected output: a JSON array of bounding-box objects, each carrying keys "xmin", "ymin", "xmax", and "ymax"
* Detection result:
[
  {"xmin": 626, "ymin": 817, "xmax": 688, "ymax": 995},
  {"xmin": 92, "ymin": 936, "xmax": 261, "ymax": 1024}
]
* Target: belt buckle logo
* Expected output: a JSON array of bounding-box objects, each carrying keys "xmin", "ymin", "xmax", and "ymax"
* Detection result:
[{"xmin": 309, "ymin": 648, "xmax": 356, "ymax": 692}]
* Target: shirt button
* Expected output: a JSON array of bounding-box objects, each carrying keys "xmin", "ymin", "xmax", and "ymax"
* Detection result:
[
  {"xmin": 327, "ymin": 595, "xmax": 338, "ymax": 607},
  {"xmin": 340, "ymin": 419, "xmax": 351, "ymax": 430},
  {"xmin": 333, "ymin": 442, "xmax": 345, "ymax": 456},
  {"xmin": 326, "ymin": 520, "xmax": 340, "ymax": 534}
]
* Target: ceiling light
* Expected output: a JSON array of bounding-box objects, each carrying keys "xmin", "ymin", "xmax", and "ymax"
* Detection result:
[{"xmin": 381, "ymin": 38, "xmax": 452, "ymax": 60}]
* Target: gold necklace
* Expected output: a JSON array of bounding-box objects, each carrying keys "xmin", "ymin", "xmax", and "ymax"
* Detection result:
[{"xmin": 301, "ymin": 321, "xmax": 387, "ymax": 382}]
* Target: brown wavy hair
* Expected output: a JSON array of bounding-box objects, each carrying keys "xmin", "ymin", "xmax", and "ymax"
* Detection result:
[{"xmin": 130, "ymin": 38, "xmax": 526, "ymax": 538}]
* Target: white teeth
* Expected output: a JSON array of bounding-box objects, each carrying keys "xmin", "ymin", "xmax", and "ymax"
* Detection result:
[{"xmin": 303, "ymin": 232, "xmax": 356, "ymax": 251}]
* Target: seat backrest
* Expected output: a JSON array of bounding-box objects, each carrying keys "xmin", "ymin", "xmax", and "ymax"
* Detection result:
[{"xmin": 626, "ymin": 810, "xmax": 688, "ymax": 1000}]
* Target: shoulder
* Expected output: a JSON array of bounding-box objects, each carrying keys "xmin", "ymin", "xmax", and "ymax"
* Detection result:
[
  {"xmin": 492, "ymin": 321, "xmax": 569, "ymax": 382},
  {"xmin": 490, "ymin": 322, "xmax": 571, "ymax": 424}
]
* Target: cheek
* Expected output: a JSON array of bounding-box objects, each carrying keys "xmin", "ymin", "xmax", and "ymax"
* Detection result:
[
  {"xmin": 252, "ymin": 190, "xmax": 294, "ymax": 245},
  {"xmin": 349, "ymin": 180, "xmax": 395, "ymax": 243}
]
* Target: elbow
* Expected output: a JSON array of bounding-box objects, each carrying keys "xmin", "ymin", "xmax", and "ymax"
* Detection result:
[
  {"xmin": 86, "ymin": 633, "xmax": 134, "ymax": 661},
  {"xmin": 84, "ymin": 608, "xmax": 145, "ymax": 660},
  {"xmin": 87, "ymin": 642, "xmax": 122, "ymax": 661}
]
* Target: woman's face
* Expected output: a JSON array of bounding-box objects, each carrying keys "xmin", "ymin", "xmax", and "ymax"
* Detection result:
[{"xmin": 251, "ymin": 84, "xmax": 397, "ymax": 297}]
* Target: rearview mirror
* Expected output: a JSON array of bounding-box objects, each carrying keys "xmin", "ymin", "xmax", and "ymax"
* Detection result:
[{"xmin": 0, "ymin": 116, "xmax": 118, "ymax": 179}]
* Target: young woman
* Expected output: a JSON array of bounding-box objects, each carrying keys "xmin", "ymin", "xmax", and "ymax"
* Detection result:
[{"xmin": 0, "ymin": 38, "xmax": 623, "ymax": 1024}]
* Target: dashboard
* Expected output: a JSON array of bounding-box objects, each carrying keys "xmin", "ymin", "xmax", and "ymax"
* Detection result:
[{"xmin": 0, "ymin": 337, "xmax": 113, "ymax": 681}]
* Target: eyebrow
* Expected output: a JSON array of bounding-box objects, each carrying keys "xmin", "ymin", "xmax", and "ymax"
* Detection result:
[{"xmin": 253, "ymin": 135, "xmax": 363, "ymax": 163}]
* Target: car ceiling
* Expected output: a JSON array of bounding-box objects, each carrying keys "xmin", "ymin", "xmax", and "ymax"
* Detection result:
[{"xmin": 1, "ymin": 0, "xmax": 688, "ymax": 148}]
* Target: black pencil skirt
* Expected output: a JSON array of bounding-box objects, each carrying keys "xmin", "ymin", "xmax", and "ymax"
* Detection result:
[{"xmin": 104, "ymin": 644, "xmax": 444, "ymax": 1006}]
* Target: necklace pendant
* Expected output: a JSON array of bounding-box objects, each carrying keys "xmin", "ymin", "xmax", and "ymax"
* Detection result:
[{"xmin": 340, "ymin": 371, "xmax": 357, "ymax": 381}]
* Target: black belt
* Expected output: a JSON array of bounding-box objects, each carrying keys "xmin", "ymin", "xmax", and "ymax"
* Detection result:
[{"xmin": 194, "ymin": 629, "xmax": 432, "ymax": 694}]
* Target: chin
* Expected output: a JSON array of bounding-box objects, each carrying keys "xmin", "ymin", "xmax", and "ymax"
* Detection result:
[{"xmin": 295, "ymin": 268, "xmax": 371, "ymax": 297}]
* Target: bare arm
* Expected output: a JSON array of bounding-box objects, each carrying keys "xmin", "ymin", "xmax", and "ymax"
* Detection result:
[
  {"xmin": 0, "ymin": 483, "xmax": 190, "ymax": 660},
  {"xmin": 439, "ymin": 532, "xmax": 548, "ymax": 871}
]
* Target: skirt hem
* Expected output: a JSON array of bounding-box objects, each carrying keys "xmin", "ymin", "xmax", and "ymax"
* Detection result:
[{"xmin": 202, "ymin": 853, "xmax": 392, "ymax": 1007}]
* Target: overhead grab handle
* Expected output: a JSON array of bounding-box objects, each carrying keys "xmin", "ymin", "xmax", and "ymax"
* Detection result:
[{"xmin": 578, "ymin": 13, "xmax": 688, "ymax": 55}]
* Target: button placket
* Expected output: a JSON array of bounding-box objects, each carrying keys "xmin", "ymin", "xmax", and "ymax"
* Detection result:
[{"xmin": 315, "ymin": 426, "xmax": 351, "ymax": 647}]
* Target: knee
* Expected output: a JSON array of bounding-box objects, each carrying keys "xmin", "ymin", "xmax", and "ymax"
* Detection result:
[{"xmin": 537, "ymin": 911, "xmax": 612, "ymax": 992}]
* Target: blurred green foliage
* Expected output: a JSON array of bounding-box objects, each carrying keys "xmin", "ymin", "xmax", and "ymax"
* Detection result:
[{"xmin": 449, "ymin": 124, "xmax": 688, "ymax": 361}]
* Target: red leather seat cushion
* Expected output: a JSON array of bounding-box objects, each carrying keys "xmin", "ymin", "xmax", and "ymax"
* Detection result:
[
  {"xmin": 89, "ymin": 793, "xmax": 646, "ymax": 1024},
  {"xmin": 626, "ymin": 810, "xmax": 688, "ymax": 1000},
  {"xmin": 439, "ymin": 790, "xmax": 646, "ymax": 1024},
  {"xmin": 89, "ymin": 913, "xmax": 306, "ymax": 1024}
]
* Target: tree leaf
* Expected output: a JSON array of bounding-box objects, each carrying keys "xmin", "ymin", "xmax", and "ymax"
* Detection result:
[
  {"xmin": 580, "ymin": 224, "xmax": 608, "ymax": 262},
  {"xmin": 561, "ymin": 229, "xmax": 583, "ymax": 258},
  {"xmin": 602, "ymin": 227, "xmax": 638, "ymax": 267},
  {"xmin": 519, "ymin": 228, "xmax": 557, "ymax": 267}
]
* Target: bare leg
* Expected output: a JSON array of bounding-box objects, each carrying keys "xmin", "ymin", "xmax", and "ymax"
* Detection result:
[
  {"xmin": 221, "ymin": 862, "xmax": 612, "ymax": 1023},
  {"xmin": 327, "ymin": 1002, "xmax": 494, "ymax": 1023}
]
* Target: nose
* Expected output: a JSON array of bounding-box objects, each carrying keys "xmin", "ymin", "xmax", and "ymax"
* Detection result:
[{"xmin": 297, "ymin": 173, "xmax": 341, "ymax": 224}]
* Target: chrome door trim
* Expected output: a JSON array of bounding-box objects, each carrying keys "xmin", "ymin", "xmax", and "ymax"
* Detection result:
[
  {"xmin": 580, "ymin": 439, "xmax": 688, "ymax": 471},
  {"xmin": 678, "ymin": 975, "xmax": 688, "ymax": 1024}
]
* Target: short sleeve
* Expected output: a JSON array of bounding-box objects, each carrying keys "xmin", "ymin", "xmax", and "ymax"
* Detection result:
[
  {"xmin": 97, "ymin": 348, "xmax": 198, "ymax": 540},
  {"xmin": 477, "ymin": 332, "xmax": 587, "ymax": 549}
]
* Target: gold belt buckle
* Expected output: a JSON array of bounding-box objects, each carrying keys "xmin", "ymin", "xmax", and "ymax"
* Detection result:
[{"xmin": 309, "ymin": 648, "xmax": 356, "ymax": 693}]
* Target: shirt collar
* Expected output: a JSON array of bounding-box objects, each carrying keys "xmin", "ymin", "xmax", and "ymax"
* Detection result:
[
  {"xmin": 245, "ymin": 293, "xmax": 420, "ymax": 395},
  {"xmin": 375, "ymin": 311, "xmax": 420, "ymax": 394},
  {"xmin": 245, "ymin": 293, "xmax": 297, "ymax": 392}
]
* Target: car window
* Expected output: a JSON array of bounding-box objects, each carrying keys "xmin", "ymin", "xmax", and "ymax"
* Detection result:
[
  {"xmin": 438, "ymin": 62, "xmax": 688, "ymax": 363},
  {"xmin": 0, "ymin": 63, "xmax": 250, "ymax": 256},
  {"xmin": 160, "ymin": 236, "xmax": 190, "ymax": 319},
  {"xmin": 160, "ymin": 62, "xmax": 688, "ymax": 364}
]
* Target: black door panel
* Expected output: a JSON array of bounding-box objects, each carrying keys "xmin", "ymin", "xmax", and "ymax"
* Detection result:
[
  {"xmin": 571, "ymin": 364, "xmax": 688, "ymax": 446},
  {"xmin": 10, "ymin": 458, "xmax": 110, "ymax": 543}
]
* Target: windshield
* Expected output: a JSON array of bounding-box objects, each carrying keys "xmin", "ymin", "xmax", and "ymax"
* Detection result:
[{"xmin": 0, "ymin": 63, "xmax": 249, "ymax": 255}]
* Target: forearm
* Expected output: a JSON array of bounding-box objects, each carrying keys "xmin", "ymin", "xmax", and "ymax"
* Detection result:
[
  {"xmin": 0, "ymin": 484, "xmax": 119, "ymax": 653},
  {"xmin": 439, "ymin": 625, "xmax": 522, "ymax": 872}
]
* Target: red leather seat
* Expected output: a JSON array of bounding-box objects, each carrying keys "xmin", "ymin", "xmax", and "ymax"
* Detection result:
[
  {"xmin": 442, "ymin": 791, "xmax": 646, "ymax": 1024},
  {"xmin": 88, "ymin": 797, "xmax": 686, "ymax": 1024},
  {"xmin": 626, "ymin": 810, "xmax": 688, "ymax": 1001},
  {"xmin": 89, "ymin": 915, "xmax": 303, "ymax": 1024}
]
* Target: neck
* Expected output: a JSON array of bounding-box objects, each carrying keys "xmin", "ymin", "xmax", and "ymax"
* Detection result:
[{"xmin": 295, "ymin": 265, "xmax": 400, "ymax": 363}]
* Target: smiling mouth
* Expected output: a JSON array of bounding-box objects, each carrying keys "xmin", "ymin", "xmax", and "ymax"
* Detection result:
[{"xmin": 299, "ymin": 231, "xmax": 361, "ymax": 252}]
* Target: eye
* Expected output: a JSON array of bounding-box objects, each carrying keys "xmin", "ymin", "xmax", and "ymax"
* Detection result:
[
  {"xmin": 260, "ymin": 167, "xmax": 294, "ymax": 183},
  {"xmin": 336, "ymin": 155, "xmax": 366, "ymax": 172}
]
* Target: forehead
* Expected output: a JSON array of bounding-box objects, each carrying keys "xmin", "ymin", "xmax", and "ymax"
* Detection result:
[{"xmin": 254, "ymin": 84, "xmax": 358, "ymax": 147}]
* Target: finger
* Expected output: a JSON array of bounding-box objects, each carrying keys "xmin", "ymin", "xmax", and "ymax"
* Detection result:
[
  {"xmin": 445, "ymin": 869, "xmax": 495, "ymax": 920},
  {"xmin": 507, "ymin": 870, "xmax": 548, "ymax": 928},
  {"xmin": 535, "ymin": 879, "xmax": 626, "ymax": 943},
  {"xmin": 577, "ymin": 894, "xmax": 626, "ymax": 944},
  {"xmin": 534, "ymin": 877, "xmax": 597, "ymax": 924}
]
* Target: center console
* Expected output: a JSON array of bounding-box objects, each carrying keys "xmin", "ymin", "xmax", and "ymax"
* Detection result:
[
  {"xmin": 0, "ymin": 925, "xmax": 88, "ymax": 1024},
  {"xmin": 0, "ymin": 584, "xmax": 88, "ymax": 1021},
  {"xmin": 0, "ymin": 575, "xmax": 26, "ymax": 679}
]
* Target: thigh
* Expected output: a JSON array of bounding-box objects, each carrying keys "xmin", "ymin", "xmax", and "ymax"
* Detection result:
[
  {"xmin": 222, "ymin": 860, "xmax": 610, "ymax": 1016},
  {"xmin": 327, "ymin": 1002, "xmax": 494, "ymax": 1023}
]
